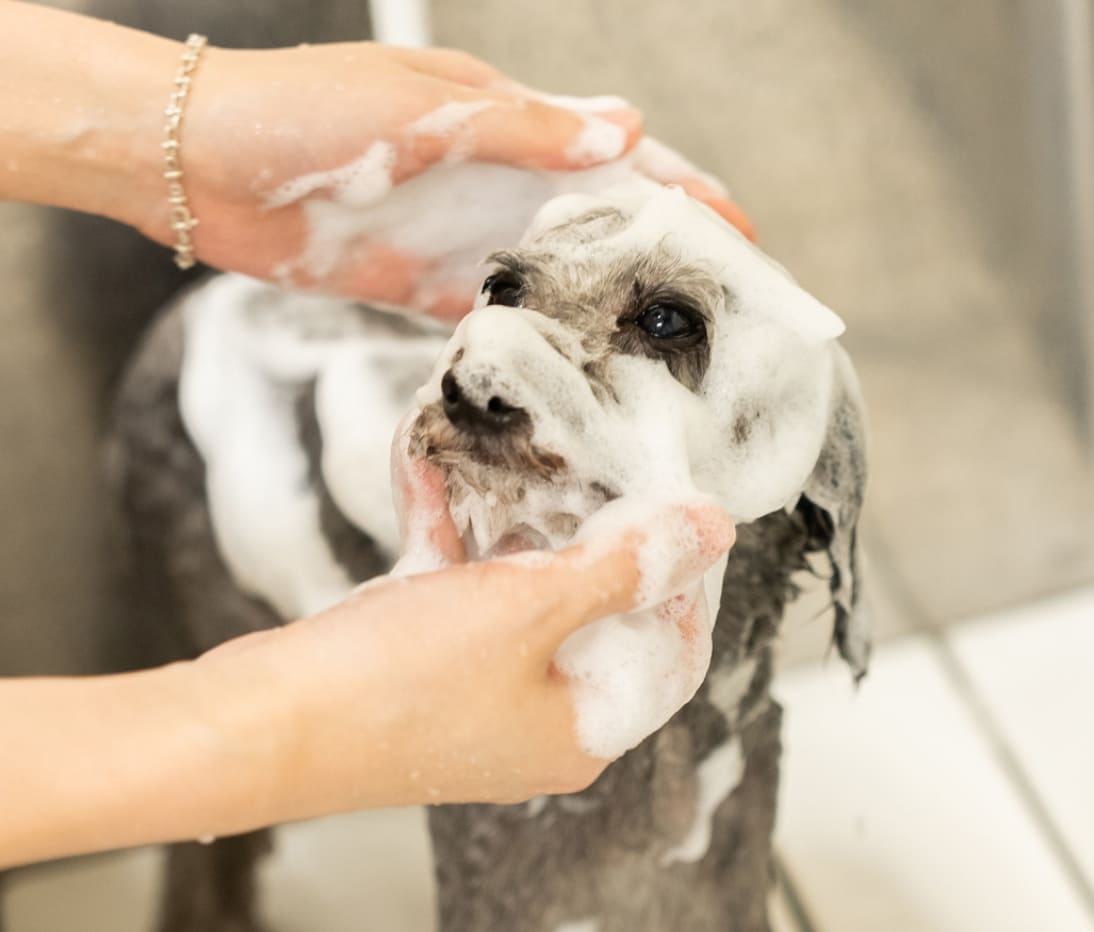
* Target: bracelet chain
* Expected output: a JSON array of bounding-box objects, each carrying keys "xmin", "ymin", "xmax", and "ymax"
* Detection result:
[{"xmin": 163, "ymin": 34, "xmax": 207, "ymax": 271}]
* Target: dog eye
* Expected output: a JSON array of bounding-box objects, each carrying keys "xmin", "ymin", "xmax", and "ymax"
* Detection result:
[
  {"xmin": 635, "ymin": 303, "xmax": 702, "ymax": 340},
  {"xmin": 481, "ymin": 272, "xmax": 524, "ymax": 307}
]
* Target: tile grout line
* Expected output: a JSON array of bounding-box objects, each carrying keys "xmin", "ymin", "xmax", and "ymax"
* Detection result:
[
  {"xmin": 927, "ymin": 634, "xmax": 1094, "ymax": 924},
  {"xmin": 867, "ymin": 533, "xmax": 1094, "ymax": 924},
  {"xmin": 773, "ymin": 851, "xmax": 821, "ymax": 932}
]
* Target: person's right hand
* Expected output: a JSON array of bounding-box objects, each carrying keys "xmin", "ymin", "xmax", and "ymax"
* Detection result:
[{"xmin": 196, "ymin": 450, "xmax": 734, "ymax": 820}]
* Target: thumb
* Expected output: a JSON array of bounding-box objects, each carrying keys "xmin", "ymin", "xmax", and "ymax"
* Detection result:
[{"xmin": 519, "ymin": 497, "xmax": 735, "ymax": 652}]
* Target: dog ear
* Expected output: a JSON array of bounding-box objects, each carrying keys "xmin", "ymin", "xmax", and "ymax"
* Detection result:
[{"xmin": 797, "ymin": 347, "xmax": 870, "ymax": 680}]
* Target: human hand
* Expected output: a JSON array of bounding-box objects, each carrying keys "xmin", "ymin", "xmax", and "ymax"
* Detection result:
[
  {"xmin": 195, "ymin": 453, "xmax": 733, "ymax": 820},
  {"xmin": 391, "ymin": 437, "xmax": 732, "ymax": 762},
  {"xmin": 138, "ymin": 42, "xmax": 752, "ymax": 317},
  {"xmin": 144, "ymin": 43, "xmax": 632, "ymax": 302}
]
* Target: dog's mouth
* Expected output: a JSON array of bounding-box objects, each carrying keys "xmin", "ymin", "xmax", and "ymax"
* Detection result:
[{"xmin": 407, "ymin": 401, "xmax": 614, "ymax": 559}]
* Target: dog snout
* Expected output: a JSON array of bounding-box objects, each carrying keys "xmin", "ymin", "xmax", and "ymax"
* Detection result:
[{"xmin": 441, "ymin": 369, "xmax": 526, "ymax": 434}]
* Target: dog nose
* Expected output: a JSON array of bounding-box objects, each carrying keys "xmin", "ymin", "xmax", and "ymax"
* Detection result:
[{"xmin": 441, "ymin": 369, "xmax": 524, "ymax": 433}]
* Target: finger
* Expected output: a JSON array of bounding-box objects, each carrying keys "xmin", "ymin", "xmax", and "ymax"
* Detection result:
[
  {"xmin": 473, "ymin": 95, "xmax": 643, "ymax": 170},
  {"xmin": 393, "ymin": 46, "xmax": 507, "ymax": 89},
  {"xmin": 674, "ymin": 178, "xmax": 757, "ymax": 242},
  {"xmin": 631, "ymin": 137, "xmax": 757, "ymax": 241},
  {"xmin": 406, "ymin": 83, "xmax": 643, "ymax": 172},
  {"xmin": 390, "ymin": 412, "xmax": 466, "ymax": 569},
  {"xmin": 513, "ymin": 498, "xmax": 734, "ymax": 650}
]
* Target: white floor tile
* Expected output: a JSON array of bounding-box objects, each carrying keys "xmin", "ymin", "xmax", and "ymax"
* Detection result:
[
  {"xmin": 948, "ymin": 586, "xmax": 1094, "ymax": 886},
  {"xmin": 774, "ymin": 636, "xmax": 1094, "ymax": 932}
]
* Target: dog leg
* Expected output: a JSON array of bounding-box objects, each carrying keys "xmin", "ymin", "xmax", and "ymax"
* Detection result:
[{"xmin": 156, "ymin": 832, "xmax": 273, "ymax": 932}]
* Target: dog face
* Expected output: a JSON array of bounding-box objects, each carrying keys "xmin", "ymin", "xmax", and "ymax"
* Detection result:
[{"xmin": 407, "ymin": 178, "xmax": 869, "ymax": 675}]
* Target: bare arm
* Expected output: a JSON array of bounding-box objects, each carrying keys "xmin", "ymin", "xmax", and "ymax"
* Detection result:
[
  {"xmin": 0, "ymin": 1, "xmax": 752, "ymax": 313},
  {"xmin": 0, "ymin": 501, "xmax": 734, "ymax": 868},
  {"xmin": 0, "ymin": 1, "xmax": 644, "ymax": 310},
  {"xmin": 0, "ymin": 1, "xmax": 174, "ymax": 231}
]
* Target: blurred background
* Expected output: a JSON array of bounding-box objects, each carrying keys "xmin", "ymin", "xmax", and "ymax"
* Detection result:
[{"xmin": 2, "ymin": 0, "xmax": 1092, "ymax": 930}]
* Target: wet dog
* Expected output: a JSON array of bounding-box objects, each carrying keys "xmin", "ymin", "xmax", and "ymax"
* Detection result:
[{"xmin": 106, "ymin": 179, "xmax": 867, "ymax": 931}]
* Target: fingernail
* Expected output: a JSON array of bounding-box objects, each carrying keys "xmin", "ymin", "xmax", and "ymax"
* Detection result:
[{"xmin": 600, "ymin": 107, "xmax": 643, "ymax": 136}]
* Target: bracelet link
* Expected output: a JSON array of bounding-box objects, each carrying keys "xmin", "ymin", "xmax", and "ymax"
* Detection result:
[{"xmin": 163, "ymin": 33, "xmax": 207, "ymax": 271}]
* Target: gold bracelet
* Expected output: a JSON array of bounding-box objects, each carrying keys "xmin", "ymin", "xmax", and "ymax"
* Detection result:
[{"xmin": 163, "ymin": 34, "xmax": 207, "ymax": 271}]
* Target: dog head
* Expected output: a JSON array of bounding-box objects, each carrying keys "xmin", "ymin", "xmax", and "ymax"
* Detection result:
[{"xmin": 408, "ymin": 179, "xmax": 868, "ymax": 674}]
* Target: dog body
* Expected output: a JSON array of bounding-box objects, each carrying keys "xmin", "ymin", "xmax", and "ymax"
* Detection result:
[{"xmin": 106, "ymin": 182, "xmax": 867, "ymax": 931}]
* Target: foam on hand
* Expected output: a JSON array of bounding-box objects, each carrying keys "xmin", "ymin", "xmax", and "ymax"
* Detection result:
[
  {"xmin": 262, "ymin": 97, "xmax": 716, "ymax": 314},
  {"xmin": 551, "ymin": 495, "xmax": 733, "ymax": 758}
]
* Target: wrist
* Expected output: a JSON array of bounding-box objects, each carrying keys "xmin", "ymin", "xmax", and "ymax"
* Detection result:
[
  {"xmin": 192, "ymin": 610, "xmax": 435, "ymax": 821},
  {"xmin": 179, "ymin": 633, "xmax": 305, "ymax": 834},
  {"xmin": 0, "ymin": 4, "xmax": 189, "ymax": 238}
]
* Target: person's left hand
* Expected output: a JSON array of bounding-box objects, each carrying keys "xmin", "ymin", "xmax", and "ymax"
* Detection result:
[{"xmin": 138, "ymin": 42, "xmax": 753, "ymax": 317}]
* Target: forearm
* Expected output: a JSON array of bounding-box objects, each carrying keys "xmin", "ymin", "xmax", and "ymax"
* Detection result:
[
  {"xmin": 0, "ymin": 1, "xmax": 176, "ymax": 236},
  {"xmin": 0, "ymin": 619, "xmax": 423, "ymax": 868},
  {"xmin": 0, "ymin": 654, "xmax": 290, "ymax": 867}
]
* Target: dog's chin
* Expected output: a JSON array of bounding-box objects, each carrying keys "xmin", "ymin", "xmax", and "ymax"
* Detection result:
[{"xmin": 407, "ymin": 404, "xmax": 612, "ymax": 559}]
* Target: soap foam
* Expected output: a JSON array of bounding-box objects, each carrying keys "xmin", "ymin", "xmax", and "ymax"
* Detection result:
[
  {"xmin": 565, "ymin": 115, "xmax": 627, "ymax": 165},
  {"xmin": 266, "ymin": 140, "xmax": 397, "ymax": 210},
  {"xmin": 631, "ymin": 136, "xmax": 730, "ymax": 196},
  {"xmin": 179, "ymin": 274, "xmax": 446, "ymax": 620},
  {"xmin": 409, "ymin": 100, "xmax": 495, "ymax": 162},
  {"xmin": 265, "ymin": 136, "xmax": 714, "ymax": 312},
  {"xmin": 510, "ymin": 89, "xmax": 632, "ymax": 164},
  {"xmin": 554, "ymin": 579, "xmax": 712, "ymax": 761},
  {"xmin": 573, "ymin": 494, "xmax": 725, "ymax": 610}
]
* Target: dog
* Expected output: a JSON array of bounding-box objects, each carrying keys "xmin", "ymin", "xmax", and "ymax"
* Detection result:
[{"xmin": 104, "ymin": 178, "xmax": 867, "ymax": 932}]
